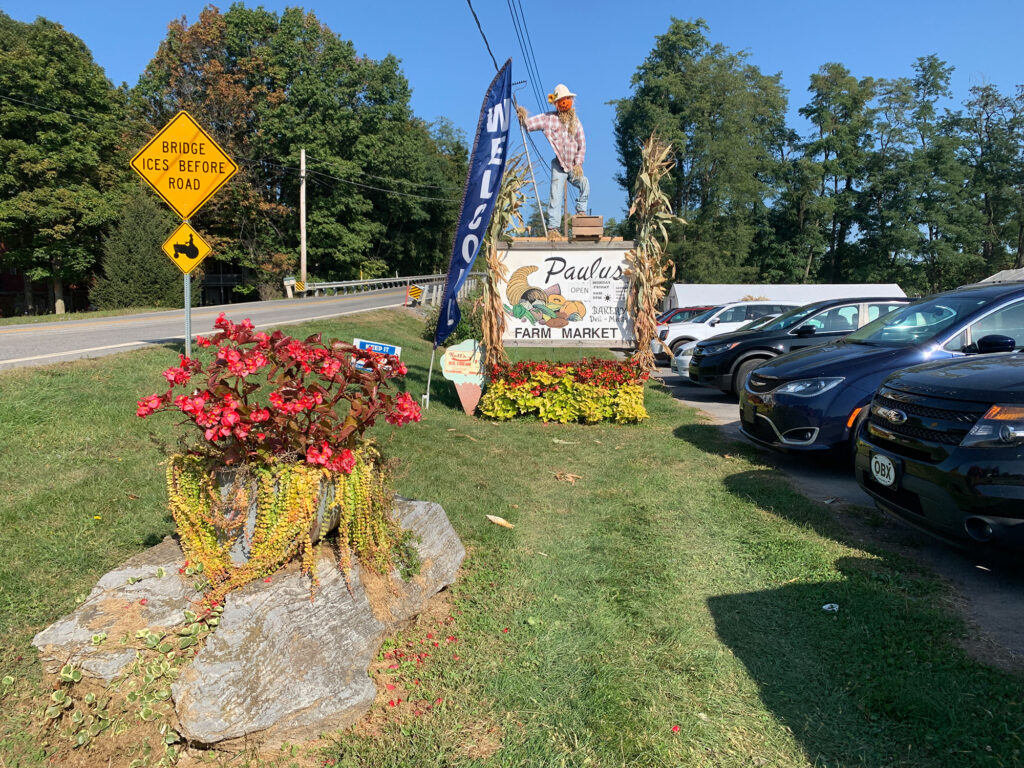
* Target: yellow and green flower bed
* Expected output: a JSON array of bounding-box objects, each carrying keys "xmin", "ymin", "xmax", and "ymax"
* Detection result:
[{"xmin": 479, "ymin": 358, "xmax": 649, "ymax": 423}]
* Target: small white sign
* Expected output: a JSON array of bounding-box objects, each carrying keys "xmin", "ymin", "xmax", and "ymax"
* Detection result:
[{"xmin": 870, "ymin": 454, "xmax": 896, "ymax": 487}]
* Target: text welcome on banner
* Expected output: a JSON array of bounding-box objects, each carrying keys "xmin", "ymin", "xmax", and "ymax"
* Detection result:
[{"xmin": 434, "ymin": 59, "xmax": 513, "ymax": 348}]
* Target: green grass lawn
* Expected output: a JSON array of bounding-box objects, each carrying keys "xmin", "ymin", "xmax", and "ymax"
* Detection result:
[{"xmin": 1, "ymin": 308, "xmax": 1021, "ymax": 767}]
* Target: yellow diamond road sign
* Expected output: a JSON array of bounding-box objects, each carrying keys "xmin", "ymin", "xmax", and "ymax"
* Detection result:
[
  {"xmin": 162, "ymin": 223, "xmax": 212, "ymax": 275},
  {"xmin": 131, "ymin": 110, "xmax": 238, "ymax": 220}
]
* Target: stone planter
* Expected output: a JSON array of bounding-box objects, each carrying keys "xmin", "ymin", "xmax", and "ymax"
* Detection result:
[
  {"xmin": 32, "ymin": 498, "xmax": 465, "ymax": 746},
  {"xmin": 213, "ymin": 467, "xmax": 340, "ymax": 564}
]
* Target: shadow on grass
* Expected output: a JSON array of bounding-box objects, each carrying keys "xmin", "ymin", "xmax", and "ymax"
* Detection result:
[
  {"xmin": 668, "ymin": 417, "xmax": 1024, "ymax": 765},
  {"xmin": 707, "ymin": 555, "xmax": 1024, "ymax": 767},
  {"xmin": 402, "ymin": 356, "xmax": 461, "ymax": 410},
  {"xmin": 672, "ymin": 421, "xmax": 772, "ymax": 465}
]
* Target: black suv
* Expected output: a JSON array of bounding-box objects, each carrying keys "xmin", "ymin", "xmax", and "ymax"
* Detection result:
[
  {"xmin": 855, "ymin": 346, "xmax": 1024, "ymax": 549},
  {"xmin": 688, "ymin": 297, "xmax": 909, "ymax": 394}
]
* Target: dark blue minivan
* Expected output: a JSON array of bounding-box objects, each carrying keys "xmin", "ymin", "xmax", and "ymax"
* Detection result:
[{"xmin": 738, "ymin": 282, "xmax": 1024, "ymax": 457}]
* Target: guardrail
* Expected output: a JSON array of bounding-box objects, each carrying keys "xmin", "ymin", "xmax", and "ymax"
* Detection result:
[{"xmin": 282, "ymin": 273, "xmax": 483, "ymax": 306}]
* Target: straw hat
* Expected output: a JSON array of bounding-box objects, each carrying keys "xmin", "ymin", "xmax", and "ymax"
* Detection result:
[{"xmin": 547, "ymin": 84, "xmax": 576, "ymax": 104}]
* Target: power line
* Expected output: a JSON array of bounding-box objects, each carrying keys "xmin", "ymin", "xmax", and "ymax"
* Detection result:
[
  {"xmin": 304, "ymin": 166, "xmax": 459, "ymax": 203},
  {"xmin": 285, "ymin": 157, "xmax": 460, "ymax": 192},
  {"xmin": 465, "ymin": 0, "xmax": 499, "ymax": 72},
  {"xmin": 0, "ymin": 92, "xmax": 107, "ymax": 124},
  {"xmin": 235, "ymin": 156, "xmax": 460, "ymax": 202},
  {"xmin": 505, "ymin": 0, "xmax": 545, "ymax": 112},
  {"xmin": 514, "ymin": 0, "xmax": 546, "ymax": 104}
]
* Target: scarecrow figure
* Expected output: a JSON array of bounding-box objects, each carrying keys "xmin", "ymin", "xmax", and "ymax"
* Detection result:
[{"xmin": 516, "ymin": 83, "xmax": 588, "ymax": 237}]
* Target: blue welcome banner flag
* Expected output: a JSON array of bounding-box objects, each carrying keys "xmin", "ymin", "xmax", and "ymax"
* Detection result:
[{"xmin": 434, "ymin": 59, "xmax": 513, "ymax": 348}]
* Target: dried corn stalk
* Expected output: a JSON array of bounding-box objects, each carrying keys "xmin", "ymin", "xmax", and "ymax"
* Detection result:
[
  {"xmin": 626, "ymin": 134, "xmax": 684, "ymax": 370},
  {"xmin": 481, "ymin": 153, "xmax": 528, "ymax": 368}
]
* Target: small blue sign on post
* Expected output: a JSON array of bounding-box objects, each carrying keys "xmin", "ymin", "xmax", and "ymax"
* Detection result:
[
  {"xmin": 353, "ymin": 338, "xmax": 401, "ymax": 358},
  {"xmin": 352, "ymin": 338, "xmax": 402, "ymax": 372}
]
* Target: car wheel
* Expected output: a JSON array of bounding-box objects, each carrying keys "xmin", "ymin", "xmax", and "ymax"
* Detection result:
[
  {"xmin": 732, "ymin": 357, "xmax": 769, "ymax": 395},
  {"xmin": 669, "ymin": 338, "xmax": 694, "ymax": 355}
]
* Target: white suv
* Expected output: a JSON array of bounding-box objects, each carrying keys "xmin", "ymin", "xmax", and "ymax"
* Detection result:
[{"xmin": 654, "ymin": 301, "xmax": 800, "ymax": 357}]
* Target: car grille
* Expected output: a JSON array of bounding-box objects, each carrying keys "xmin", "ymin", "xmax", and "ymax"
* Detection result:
[
  {"xmin": 867, "ymin": 387, "xmax": 990, "ymax": 460},
  {"xmin": 747, "ymin": 373, "xmax": 781, "ymax": 394},
  {"xmin": 868, "ymin": 418, "xmax": 962, "ymax": 445},
  {"xmin": 874, "ymin": 390, "xmax": 983, "ymax": 424}
]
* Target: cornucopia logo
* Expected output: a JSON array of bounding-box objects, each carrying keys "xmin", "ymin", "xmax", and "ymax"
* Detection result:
[{"xmin": 503, "ymin": 266, "xmax": 587, "ymax": 329}]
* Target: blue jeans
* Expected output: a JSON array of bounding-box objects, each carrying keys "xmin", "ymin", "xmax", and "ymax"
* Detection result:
[{"xmin": 547, "ymin": 158, "xmax": 589, "ymax": 229}]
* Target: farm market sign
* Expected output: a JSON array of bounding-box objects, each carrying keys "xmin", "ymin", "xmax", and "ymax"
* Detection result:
[{"xmin": 498, "ymin": 246, "xmax": 635, "ymax": 347}]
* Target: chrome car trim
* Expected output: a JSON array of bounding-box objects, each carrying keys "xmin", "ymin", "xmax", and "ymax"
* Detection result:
[{"xmin": 753, "ymin": 412, "xmax": 820, "ymax": 446}]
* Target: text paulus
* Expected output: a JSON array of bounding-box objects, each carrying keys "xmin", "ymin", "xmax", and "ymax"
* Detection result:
[{"xmin": 434, "ymin": 59, "xmax": 513, "ymax": 348}]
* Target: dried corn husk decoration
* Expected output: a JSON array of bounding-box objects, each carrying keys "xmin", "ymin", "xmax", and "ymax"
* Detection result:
[
  {"xmin": 627, "ymin": 133, "xmax": 685, "ymax": 370},
  {"xmin": 482, "ymin": 153, "xmax": 529, "ymax": 368}
]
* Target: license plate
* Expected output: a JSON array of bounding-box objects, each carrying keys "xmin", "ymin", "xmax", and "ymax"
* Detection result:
[{"xmin": 870, "ymin": 453, "xmax": 897, "ymax": 487}]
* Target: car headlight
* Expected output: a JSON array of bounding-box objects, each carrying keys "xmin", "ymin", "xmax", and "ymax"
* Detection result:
[
  {"xmin": 774, "ymin": 377, "xmax": 845, "ymax": 397},
  {"xmin": 700, "ymin": 341, "xmax": 739, "ymax": 356},
  {"xmin": 961, "ymin": 405, "xmax": 1024, "ymax": 447},
  {"xmin": 658, "ymin": 329, "xmax": 668, "ymax": 340}
]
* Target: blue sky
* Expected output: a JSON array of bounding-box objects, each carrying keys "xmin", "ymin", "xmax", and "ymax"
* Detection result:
[{"xmin": 5, "ymin": 1, "xmax": 1024, "ymax": 222}]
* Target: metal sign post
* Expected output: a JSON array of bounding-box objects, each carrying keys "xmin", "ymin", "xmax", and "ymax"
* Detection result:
[
  {"xmin": 184, "ymin": 274, "xmax": 191, "ymax": 358},
  {"xmin": 160, "ymin": 221, "xmax": 211, "ymax": 355}
]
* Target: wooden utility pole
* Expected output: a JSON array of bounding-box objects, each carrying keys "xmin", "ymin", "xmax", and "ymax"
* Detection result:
[{"xmin": 300, "ymin": 149, "xmax": 307, "ymax": 285}]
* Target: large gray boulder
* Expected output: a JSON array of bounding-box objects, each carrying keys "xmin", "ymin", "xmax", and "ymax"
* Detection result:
[
  {"xmin": 32, "ymin": 498, "xmax": 464, "ymax": 746},
  {"xmin": 32, "ymin": 537, "xmax": 194, "ymax": 682}
]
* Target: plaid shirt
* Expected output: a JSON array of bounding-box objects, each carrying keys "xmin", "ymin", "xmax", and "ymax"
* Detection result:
[{"xmin": 524, "ymin": 111, "xmax": 586, "ymax": 173}]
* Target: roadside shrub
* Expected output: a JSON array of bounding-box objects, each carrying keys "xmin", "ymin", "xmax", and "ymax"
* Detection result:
[
  {"xmin": 480, "ymin": 358, "xmax": 649, "ymax": 423},
  {"xmin": 421, "ymin": 289, "xmax": 484, "ymax": 347},
  {"xmin": 91, "ymin": 189, "xmax": 188, "ymax": 309}
]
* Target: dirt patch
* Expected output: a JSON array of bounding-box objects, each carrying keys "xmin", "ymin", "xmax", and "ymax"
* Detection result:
[{"xmin": 833, "ymin": 503, "xmax": 1024, "ymax": 673}]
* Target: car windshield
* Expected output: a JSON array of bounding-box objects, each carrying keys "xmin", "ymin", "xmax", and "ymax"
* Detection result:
[
  {"xmin": 845, "ymin": 295, "xmax": 992, "ymax": 346},
  {"xmin": 738, "ymin": 313, "xmax": 778, "ymax": 331},
  {"xmin": 758, "ymin": 303, "xmax": 823, "ymax": 332},
  {"xmin": 686, "ymin": 306, "xmax": 723, "ymax": 324}
]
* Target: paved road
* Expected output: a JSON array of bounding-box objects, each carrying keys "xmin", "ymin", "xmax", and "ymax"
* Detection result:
[
  {"xmin": 654, "ymin": 364, "xmax": 1024, "ymax": 663},
  {"xmin": 0, "ymin": 289, "xmax": 407, "ymax": 371}
]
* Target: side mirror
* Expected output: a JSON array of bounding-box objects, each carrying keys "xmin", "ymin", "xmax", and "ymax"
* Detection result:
[
  {"xmin": 708, "ymin": 318, "xmax": 719, "ymax": 327},
  {"xmin": 794, "ymin": 324, "xmax": 816, "ymax": 337},
  {"xmin": 975, "ymin": 334, "xmax": 1016, "ymax": 354}
]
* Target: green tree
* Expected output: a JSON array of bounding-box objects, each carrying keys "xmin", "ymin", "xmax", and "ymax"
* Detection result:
[
  {"xmin": 90, "ymin": 189, "xmax": 185, "ymax": 309},
  {"xmin": 955, "ymin": 84, "xmax": 1019, "ymax": 281},
  {"xmin": 612, "ymin": 18, "xmax": 788, "ymax": 281},
  {"xmin": 904, "ymin": 57, "xmax": 984, "ymax": 291},
  {"xmin": 798, "ymin": 63, "xmax": 876, "ymax": 282},
  {"xmin": 133, "ymin": 5, "xmax": 464, "ymax": 289},
  {"xmin": 0, "ymin": 12, "xmax": 125, "ymax": 313}
]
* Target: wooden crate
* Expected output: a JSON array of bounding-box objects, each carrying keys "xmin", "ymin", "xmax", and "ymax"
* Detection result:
[{"xmin": 571, "ymin": 214, "xmax": 603, "ymax": 238}]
